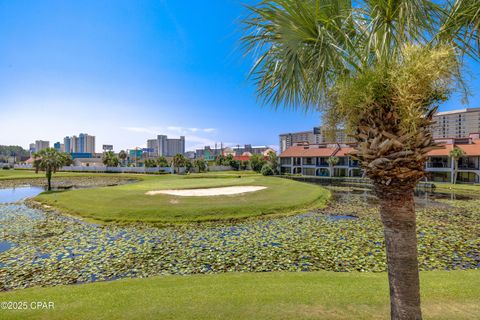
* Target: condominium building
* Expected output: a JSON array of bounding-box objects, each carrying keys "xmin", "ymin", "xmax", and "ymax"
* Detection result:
[
  {"xmin": 432, "ymin": 108, "xmax": 480, "ymax": 138},
  {"xmin": 279, "ymin": 133, "xmax": 480, "ymax": 184},
  {"xmin": 195, "ymin": 144, "xmax": 274, "ymax": 160},
  {"xmin": 146, "ymin": 139, "xmax": 159, "ymax": 157},
  {"xmin": 34, "ymin": 140, "xmax": 50, "ymax": 152},
  {"xmin": 64, "ymin": 133, "xmax": 95, "ymax": 153},
  {"xmin": 53, "ymin": 142, "xmax": 65, "ymax": 152},
  {"xmin": 147, "ymin": 135, "xmax": 185, "ymax": 157},
  {"xmin": 279, "ymin": 126, "xmax": 353, "ymax": 153},
  {"xmin": 78, "ymin": 133, "xmax": 95, "ymax": 154}
]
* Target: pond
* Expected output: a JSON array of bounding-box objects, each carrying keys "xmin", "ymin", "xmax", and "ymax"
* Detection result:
[
  {"xmin": 0, "ymin": 183, "xmax": 478, "ymax": 290},
  {"xmin": 0, "ymin": 186, "xmax": 44, "ymax": 203}
]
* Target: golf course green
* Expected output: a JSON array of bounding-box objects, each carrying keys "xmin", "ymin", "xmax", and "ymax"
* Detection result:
[
  {"xmin": 0, "ymin": 271, "xmax": 478, "ymax": 320},
  {"xmin": 32, "ymin": 172, "xmax": 330, "ymax": 223}
]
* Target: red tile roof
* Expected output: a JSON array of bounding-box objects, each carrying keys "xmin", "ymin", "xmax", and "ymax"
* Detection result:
[
  {"xmin": 334, "ymin": 147, "xmax": 355, "ymax": 157},
  {"xmin": 282, "ymin": 140, "xmax": 480, "ymax": 158},
  {"xmin": 427, "ymin": 140, "xmax": 480, "ymax": 156},
  {"xmin": 427, "ymin": 144, "xmax": 453, "ymax": 156},
  {"xmin": 458, "ymin": 140, "xmax": 480, "ymax": 156},
  {"xmin": 279, "ymin": 145, "xmax": 338, "ymax": 157},
  {"xmin": 233, "ymin": 155, "xmax": 251, "ymax": 161}
]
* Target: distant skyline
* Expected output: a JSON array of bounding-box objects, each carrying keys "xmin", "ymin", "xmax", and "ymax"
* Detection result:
[{"xmin": 1, "ymin": 0, "xmax": 479, "ymax": 152}]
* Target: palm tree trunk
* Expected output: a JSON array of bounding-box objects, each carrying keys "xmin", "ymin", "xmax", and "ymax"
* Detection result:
[
  {"xmin": 453, "ymin": 160, "xmax": 458, "ymax": 184},
  {"xmin": 375, "ymin": 184, "xmax": 422, "ymax": 320},
  {"xmin": 46, "ymin": 170, "xmax": 52, "ymax": 191}
]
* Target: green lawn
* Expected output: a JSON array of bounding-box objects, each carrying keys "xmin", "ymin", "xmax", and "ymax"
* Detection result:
[
  {"xmin": 33, "ymin": 173, "xmax": 330, "ymax": 223},
  {"xmin": 432, "ymin": 182, "xmax": 480, "ymax": 193},
  {"xmin": 0, "ymin": 271, "xmax": 478, "ymax": 320}
]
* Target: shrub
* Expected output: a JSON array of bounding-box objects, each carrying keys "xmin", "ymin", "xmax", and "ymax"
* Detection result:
[
  {"xmin": 250, "ymin": 154, "xmax": 267, "ymax": 172},
  {"xmin": 261, "ymin": 164, "xmax": 274, "ymax": 176}
]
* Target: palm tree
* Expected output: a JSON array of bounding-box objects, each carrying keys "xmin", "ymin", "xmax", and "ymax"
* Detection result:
[
  {"xmin": 172, "ymin": 154, "xmax": 187, "ymax": 174},
  {"xmin": 157, "ymin": 156, "xmax": 170, "ymax": 168},
  {"xmin": 267, "ymin": 151, "xmax": 279, "ymax": 174},
  {"xmin": 194, "ymin": 159, "xmax": 207, "ymax": 173},
  {"xmin": 241, "ymin": 1, "xmax": 478, "ymax": 319},
  {"xmin": 326, "ymin": 156, "xmax": 339, "ymax": 177},
  {"xmin": 118, "ymin": 150, "xmax": 127, "ymax": 167},
  {"xmin": 102, "ymin": 151, "xmax": 119, "ymax": 167},
  {"xmin": 33, "ymin": 148, "xmax": 69, "ymax": 191},
  {"xmin": 449, "ymin": 147, "xmax": 465, "ymax": 184}
]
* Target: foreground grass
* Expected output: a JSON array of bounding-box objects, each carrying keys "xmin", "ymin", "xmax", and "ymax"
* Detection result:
[
  {"xmin": 34, "ymin": 174, "xmax": 329, "ymax": 223},
  {"xmin": 0, "ymin": 271, "xmax": 478, "ymax": 320}
]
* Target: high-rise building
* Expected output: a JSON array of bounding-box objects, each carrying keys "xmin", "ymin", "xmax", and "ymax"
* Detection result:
[
  {"xmin": 34, "ymin": 140, "xmax": 50, "ymax": 152},
  {"xmin": 279, "ymin": 126, "xmax": 353, "ymax": 153},
  {"xmin": 147, "ymin": 139, "xmax": 159, "ymax": 157},
  {"xmin": 53, "ymin": 142, "xmax": 65, "ymax": 152},
  {"xmin": 71, "ymin": 136, "xmax": 79, "ymax": 152},
  {"xmin": 78, "ymin": 133, "xmax": 95, "ymax": 153},
  {"xmin": 147, "ymin": 135, "xmax": 185, "ymax": 157},
  {"xmin": 64, "ymin": 133, "xmax": 95, "ymax": 153},
  {"xmin": 64, "ymin": 137, "xmax": 72, "ymax": 153},
  {"xmin": 432, "ymin": 108, "xmax": 480, "ymax": 139},
  {"xmin": 166, "ymin": 136, "xmax": 185, "ymax": 156}
]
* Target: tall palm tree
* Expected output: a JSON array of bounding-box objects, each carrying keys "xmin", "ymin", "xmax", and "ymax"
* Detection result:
[
  {"xmin": 33, "ymin": 148, "xmax": 70, "ymax": 191},
  {"xmin": 241, "ymin": 1, "xmax": 478, "ymax": 319},
  {"xmin": 449, "ymin": 147, "xmax": 465, "ymax": 184}
]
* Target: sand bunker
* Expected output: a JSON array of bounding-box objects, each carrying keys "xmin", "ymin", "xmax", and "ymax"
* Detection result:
[{"xmin": 146, "ymin": 186, "xmax": 267, "ymax": 197}]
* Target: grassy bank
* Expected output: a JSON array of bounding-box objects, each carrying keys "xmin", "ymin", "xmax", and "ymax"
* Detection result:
[
  {"xmin": 0, "ymin": 271, "xmax": 478, "ymax": 320},
  {"xmin": 0, "ymin": 170, "xmax": 93, "ymax": 180},
  {"xmin": 33, "ymin": 174, "xmax": 330, "ymax": 223}
]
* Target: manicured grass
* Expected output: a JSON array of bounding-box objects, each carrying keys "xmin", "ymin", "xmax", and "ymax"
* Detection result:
[
  {"xmin": 0, "ymin": 271, "xmax": 478, "ymax": 320},
  {"xmin": 432, "ymin": 182, "xmax": 480, "ymax": 193},
  {"xmin": 34, "ymin": 174, "xmax": 330, "ymax": 223}
]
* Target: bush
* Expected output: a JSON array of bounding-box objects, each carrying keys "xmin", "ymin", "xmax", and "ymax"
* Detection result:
[
  {"xmin": 250, "ymin": 154, "xmax": 267, "ymax": 173},
  {"xmin": 261, "ymin": 164, "xmax": 274, "ymax": 176},
  {"xmin": 230, "ymin": 160, "xmax": 241, "ymax": 171}
]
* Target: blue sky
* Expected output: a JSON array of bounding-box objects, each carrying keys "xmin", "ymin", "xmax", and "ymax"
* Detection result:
[{"xmin": 0, "ymin": 0, "xmax": 479, "ymax": 152}]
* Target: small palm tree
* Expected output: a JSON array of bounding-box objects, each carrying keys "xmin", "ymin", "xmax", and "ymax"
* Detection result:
[
  {"xmin": 449, "ymin": 147, "xmax": 465, "ymax": 184},
  {"xmin": 33, "ymin": 148, "xmax": 69, "ymax": 191},
  {"xmin": 157, "ymin": 156, "xmax": 170, "ymax": 167},
  {"xmin": 102, "ymin": 151, "xmax": 119, "ymax": 167},
  {"xmin": 172, "ymin": 154, "xmax": 187, "ymax": 174},
  {"xmin": 241, "ymin": 1, "xmax": 478, "ymax": 318},
  {"xmin": 118, "ymin": 150, "xmax": 127, "ymax": 167},
  {"xmin": 267, "ymin": 151, "xmax": 279, "ymax": 174},
  {"xmin": 326, "ymin": 156, "xmax": 339, "ymax": 177},
  {"xmin": 194, "ymin": 159, "xmax": 207, "ymax": 173}
]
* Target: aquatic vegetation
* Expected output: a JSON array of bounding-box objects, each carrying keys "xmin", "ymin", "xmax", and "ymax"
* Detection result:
[
  {"xmin": 0, "ymin": 190, "xmax": 478, "ymax": 290},
  {"xmin": 0, "ymin": 176, "xmax": 136, "ymax": 189}
]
